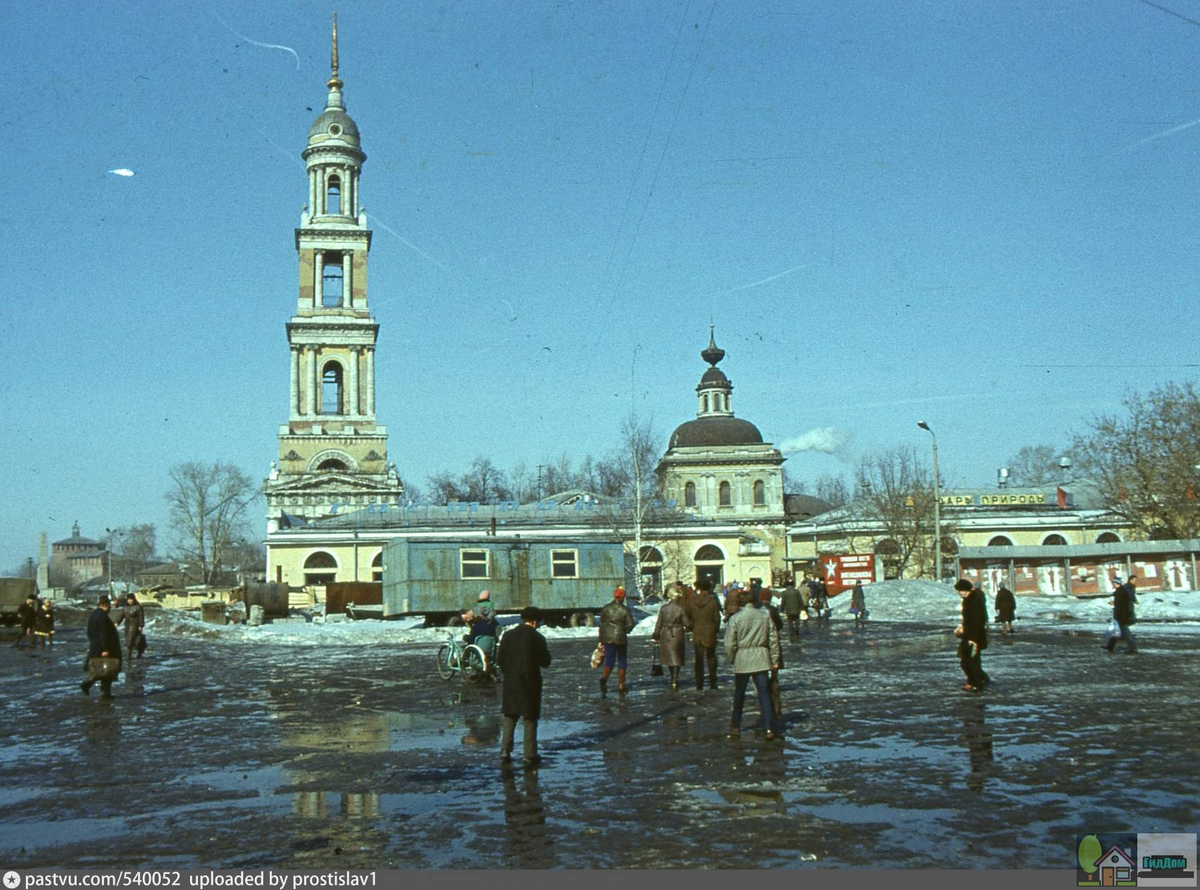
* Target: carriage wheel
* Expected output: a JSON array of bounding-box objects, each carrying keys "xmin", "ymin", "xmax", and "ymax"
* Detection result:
[
  {"xmin": 436, "ymin": 644, "xmax": 455, "ymax": 680},
  {"xmin": 462, "ymin": 646, "xmax": 487, "ymax": 683}
]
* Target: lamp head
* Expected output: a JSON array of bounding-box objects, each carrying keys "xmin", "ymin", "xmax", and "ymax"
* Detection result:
[{"xmin": 917, "ymin": 420, "xmax": 931, "ymax": 432}]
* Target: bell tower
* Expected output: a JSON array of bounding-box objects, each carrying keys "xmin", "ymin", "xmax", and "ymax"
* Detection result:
[{"xmin": 264, "ymin": 15, "xmax": 403, "ymax": 528}]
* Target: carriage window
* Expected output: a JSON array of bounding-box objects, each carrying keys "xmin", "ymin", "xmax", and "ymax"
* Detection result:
[
  {"xmin": 551, "ymin": 549, "xmax": 578, "ymax": 579},
  {"xmin": 461, "ymin": 549, "xmax": 489, "ymax": 579}
]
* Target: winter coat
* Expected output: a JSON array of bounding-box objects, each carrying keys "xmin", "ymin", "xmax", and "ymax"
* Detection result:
[
  {"xmin": 958, "ymin": 588, "xmax": 989, "ymax": 654},
  {"xmin": 723, "ymin": 590, "xmax": 742, "ymax": 620},
  {"xmin": 994, "ymin": 587, "xmax": 1016, "ymax": 622},
  {"xmin": 1113, "ymin": 584, "xmax": 1136, "ymax": 625},
  {"xmin": 653, "ymin": 600, "xmax": 688, "ymax": 667},
  {"xmin": 724, "ymin": 604, "xmax": 781, "ymax": 675},
  {"xmin": 17, "ymin": 599, "xmax": 37, "ymax": 630},
  {"xmin": 497, "ymin": 622, "xmax": 551, "ymax": 721},
  {"xmin": 778, "ymin": 586, "xmax": 803, "ymax": 617},
  {"xmin": 84, "ymin": 607, "xmax": 122, "ymax": 670},
  {"xmin": 35, "ymin": 605, "xmax": 54, "ymax": 635},
  {"xmin": 598, "ymin": 600, "xmax": 634, "ymax": 646},
  {"xmin": 116, "ymin": 603, "xmax": 144, "ymax": 641},
  {"xmin": 851, "ymin": 585, "xmax": 865, "ymax": 611},
  {"xmin": 685, "ymin": 592, "xmax": 721, "ymax": 648}
]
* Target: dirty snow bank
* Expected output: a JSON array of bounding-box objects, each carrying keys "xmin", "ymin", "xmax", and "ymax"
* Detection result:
[
  {"xmin": 143, "ymin": 586, "xmax": 1199, "ymax": 646},
  {"xmin": 146, "ymin": 602, "xmax": 665, "ymax": 648},
  {"xmin": 837, "ymin": 580, "xmax": 1200, "ymax": 625}
]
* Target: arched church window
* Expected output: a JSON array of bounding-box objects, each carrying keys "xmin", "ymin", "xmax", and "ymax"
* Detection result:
[
  {"xmin": 753, "ymin": 480, "xmax": 765, "ymax": 505},
  {"xmin": 684, "ymin": 482, "xmax": 696, "ymax": 507},
  {"xmin": 317, "ymin": 459, "xmax": 347, "ymax": 472},
  {"xmin": 694, "ymin": 544, "xmax": 725, "ymax": 561},
  {"xmin": 702, "ymin": 395, "xmax": 709, "ymax": 413},
  {"xmin": 322, "ymin": 253, "xmax": 344, "ymax": 307},
  {"xmin": 718, "ymin": 481, "xmax": 732, "ymax": 506},
  {"xmin": 321, "ymin": 363, "xmax": 344, "ymax": 415},
  {"xmin": 303, "ymin": 551, "xmax": 338, "ymax": 586},
  {"xmin": 327, "ymin": 175, "xmax": 341, "ymax": 215}
]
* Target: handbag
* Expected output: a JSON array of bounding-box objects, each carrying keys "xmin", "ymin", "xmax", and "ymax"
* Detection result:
[
  {"xmin": 650, "ymin": 642, "xmax": 663, "ymax": 676},
  {"xmin": 590, "ymin": 641, "xmax": 605, "ymax": 670},
  {"xmin": 136, "ymin": 632, "xmax": 148, "ymax": 656},
  {"xmin": 87, "ymin": 656, "xmax": 121, "ymax": 682}
]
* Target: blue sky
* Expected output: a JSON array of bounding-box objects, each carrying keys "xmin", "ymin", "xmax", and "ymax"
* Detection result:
[{"xmin": 4, "ymin": 0, "xmax": 1198, "ymax": 570}]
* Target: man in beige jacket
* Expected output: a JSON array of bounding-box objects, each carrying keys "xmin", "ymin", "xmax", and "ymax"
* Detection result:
[{"xmin": 724, "ymin": 590, "xmax": 783, "ymax": 740}]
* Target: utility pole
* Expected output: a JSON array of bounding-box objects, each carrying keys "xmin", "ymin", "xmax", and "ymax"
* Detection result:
[{"xmin": 917, "ymin": 421, "xmax": 942, "ymax": 583}]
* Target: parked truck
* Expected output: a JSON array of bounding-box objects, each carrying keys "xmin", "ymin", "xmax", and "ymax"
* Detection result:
[
  {"xmin": 1, "ymin": 577, "xmax": 38, "ymax": 626},
  {"xmin": 381, "ymin": 537, "xmax": 624, "ymax": 626}
]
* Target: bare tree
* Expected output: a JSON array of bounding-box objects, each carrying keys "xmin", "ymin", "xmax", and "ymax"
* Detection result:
[
  {"xmin": 814, "ymin": 473, "xmax": 851, "ymax": 508},
  {"xmin": 854, "ymin": 445, "xmax": 940, "ymax": 579},
  {"xmin": 105, "ymin": 523, "xmax": 158, "ymax": 589},
  {"xmin": 1004, "ymin": 444, "xmax": 1062, "ymax": 487},
  {"xmin": 1072, "ymin": 381, "xmax": 1200, "ymax": 540},
  {"xmin": 464, "ymin": 456, "xmax": 512, "ymax": 503},
  {"xmin": 165, "ymin": 462, "xmax": 258, "ymax": 585}
]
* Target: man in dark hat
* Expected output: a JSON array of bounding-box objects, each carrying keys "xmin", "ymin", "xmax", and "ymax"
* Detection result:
[
  {"xmin": 81, "ymin": 595, "xmax": 122, "ymax": 698},
  {"xmin": 1105, "ymin": 574, "xmax": 1138, "ymax": 654},
  {"xmin": 497, "ymin": 606, "xmax": 551, "ymax": 768},
  {"xmin": 954, "ymin": 579, "xmax": 989, "ymax": 691},
  {"xmin": 16, "ymin": 593, "xmax": 38, "ymax": 648}
]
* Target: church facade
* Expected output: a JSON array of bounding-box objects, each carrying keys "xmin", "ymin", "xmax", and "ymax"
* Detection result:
[{"xmin": 263, "ymin": 19, "xmax": 403, "ymax": 531}]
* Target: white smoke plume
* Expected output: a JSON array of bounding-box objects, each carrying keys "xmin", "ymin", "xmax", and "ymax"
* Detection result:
[{"xmin": 779, "ymin": 427, "xmax": 854, "ymax": 455}]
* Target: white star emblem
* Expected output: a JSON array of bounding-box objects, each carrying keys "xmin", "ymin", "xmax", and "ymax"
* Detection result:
[{"xmin": 5, "ymin": 872, "xmax": 21, "ymax": 889}]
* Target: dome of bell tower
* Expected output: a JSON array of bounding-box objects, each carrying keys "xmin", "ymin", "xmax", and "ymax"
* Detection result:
[{"xmin": 304, "ymin": 13, "xmax": 364, "ymax": 159}]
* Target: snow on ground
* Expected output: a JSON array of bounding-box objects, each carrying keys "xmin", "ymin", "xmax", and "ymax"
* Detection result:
[{"xmin": 143, "ymin": 584, "xmax": 1200, "ymax": 647}]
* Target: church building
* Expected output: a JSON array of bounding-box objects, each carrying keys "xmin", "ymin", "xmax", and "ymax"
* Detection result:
[{"xmin": 263, "ymin": 18, "xmax": 403, "ymax": 531}]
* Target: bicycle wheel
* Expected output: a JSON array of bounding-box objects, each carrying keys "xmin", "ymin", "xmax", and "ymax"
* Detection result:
[
  {"xmin": 462, "ymin": 646, "xmax": 487, "ymax": 683},
  {"xmin": 436, "ymin": 644, "xmax": 455, "ymax": 680}
]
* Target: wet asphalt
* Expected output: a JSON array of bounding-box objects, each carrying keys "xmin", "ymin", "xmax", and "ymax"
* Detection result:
[{"xmin": 0, "ymin": 618, "xmax": 1196, "ymax": 869}]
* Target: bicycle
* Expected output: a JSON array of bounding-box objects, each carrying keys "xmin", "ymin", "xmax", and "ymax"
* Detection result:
[{"xmin": 436, "ymin": 629, "xmax": 500, "ymax": 683}]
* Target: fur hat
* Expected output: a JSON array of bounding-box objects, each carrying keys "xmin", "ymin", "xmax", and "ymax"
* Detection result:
[
  {"xmin": 520, "ymin": 606, "xmax": 541, "ymax": 623},
  {"xmin": 953, "ymin": 579, "xmax": 974, "ymax": 592}
]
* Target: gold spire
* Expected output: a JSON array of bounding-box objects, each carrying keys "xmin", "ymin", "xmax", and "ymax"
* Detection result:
[{"xmin": 327, "ymin": 12, "xmax": 343, "ymax": 90}]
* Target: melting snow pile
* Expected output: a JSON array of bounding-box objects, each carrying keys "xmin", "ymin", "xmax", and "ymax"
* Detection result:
[{"xmin": 142, "ymin": 586, "xmax": 1199, "ymax": 647}]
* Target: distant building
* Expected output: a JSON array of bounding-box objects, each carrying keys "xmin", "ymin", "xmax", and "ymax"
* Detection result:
[
  {"xmin": 51, "ymin": 522, "xmax": 108, "ymax": 589},
  {"xmin": 137, "ymin": 562, "xmax": 206, "ymax": 592},
  {"xmin": 786, "ymin": 480, "xmax": 1132, "ymax": 583}
]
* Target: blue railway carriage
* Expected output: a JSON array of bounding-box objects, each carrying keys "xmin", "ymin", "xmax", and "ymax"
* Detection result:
[{"xmin": 381, "ymin": 537, "xmax": 624, "ymax": 626}]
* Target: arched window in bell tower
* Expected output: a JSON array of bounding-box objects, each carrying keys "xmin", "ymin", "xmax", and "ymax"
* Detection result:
[
  {"xmin": 320, "ymin": 362, "xmax": 344, "ymax": 415},
  {"xmin": 684, "ymin": 482, "xmax": 696, "ymax": 507},
  {"xmin": 326, "ymin": 174, "xmax": 342, "ymax": 215},
  {"xmin": 322, "ymin": 253, "xmax": 344, "ymax": 307}
]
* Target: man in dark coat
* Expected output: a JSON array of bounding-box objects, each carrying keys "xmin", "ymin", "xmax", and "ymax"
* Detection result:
[
  {"xmin": 81, "ymin": 595, "xmax": 122, "ymax": 698},
  {"xmin": 994, "ymin": 586, "xmax": 1016, "ymax": 635},
  {"xmin": 954, "ymin": 579, "xmax": 989, "ymax": 691},
  {"xmin": 1104, "ymin": 575, "xmax": 1138, "ymax": 654},
  {"xmin": 684, "ymin": 578, "xmax": 721, "ymax": 690},
  {"xmin": 598, "ymin": 587, "xmax": 635, "ymax": 697},
  {"xmin": 16, "ymin": 594, "xmax": 38, "ymax": 648},
  {"xmin": 497, "ymin": 606, "xmax": 552, "ymax": 768},
  {"xmin": 778, "ymin": 580, "xmax": 803, "ymax": 640},
  {"xmin": 850, "ymin": 582, "xmax": 867, "ymax": 627}
]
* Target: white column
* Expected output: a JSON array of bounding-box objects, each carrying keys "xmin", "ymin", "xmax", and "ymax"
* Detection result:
[
  {"xmin": 307, "ymin": 347, "xmax": 318, "ymax": 416},
  {"xmin": 309, "ymin": 169, "xmax": 316, "ymax": 218},
  {"xmin": 348, "ymin": 348, "xmax": 360, "ymax": 416},
  {"xmin": 314, "ymin": 252, "xmax": 324, "ymax": 308},
  {"xmin": 366, "ymin": 348, "xmax": 375, "ymax": 417},
  {"xmin": 342, "ymin": 252, "xmax": 352, "ymax": 308},
  {"xmin": 349, "ymin": 169, "xmax": 356, "ymax": 216},
  {"xmin": 289, "ymin": 347, "xmax": 300, "ymax": 418},
  {"xmin": 318, "ymin": 168, "xmax": 326, "ymax": 215}
]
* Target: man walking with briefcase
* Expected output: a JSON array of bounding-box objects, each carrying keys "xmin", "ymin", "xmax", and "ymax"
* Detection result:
[{"xmin": 81, "ymin": 595, "xmax": 122, "ymax": 699}]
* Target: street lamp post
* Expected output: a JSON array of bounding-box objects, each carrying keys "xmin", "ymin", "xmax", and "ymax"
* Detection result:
[
  {"xmin": 105, "ymin": 528, "xmax": 123, "ymax": 598},
  {"xmin": 917, "ymin": 421, "xmax": 942, "ymax": 583}
]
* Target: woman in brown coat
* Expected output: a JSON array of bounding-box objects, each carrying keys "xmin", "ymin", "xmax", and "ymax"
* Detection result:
[{"xmin": 653, "ymin": 589, "xmax": 688, "ymax": 691}]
